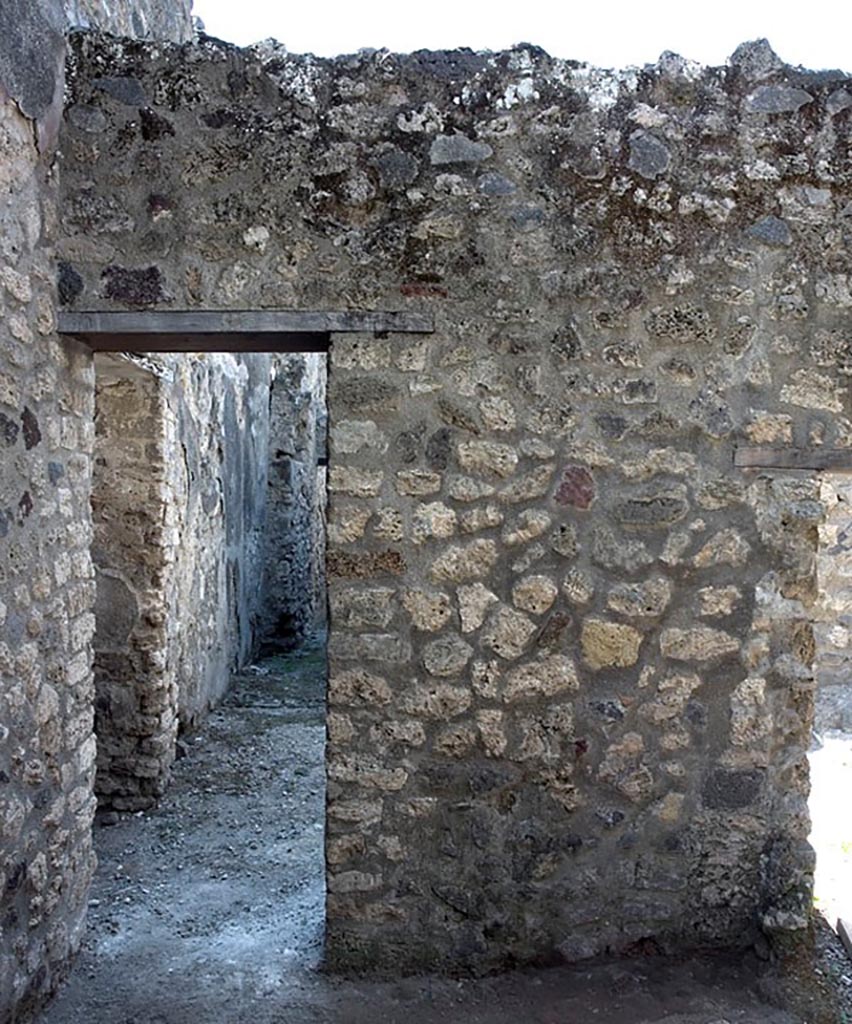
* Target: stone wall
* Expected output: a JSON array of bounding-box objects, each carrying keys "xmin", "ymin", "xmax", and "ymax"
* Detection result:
[
  {"xmin": 64, "ymin": 0, "xmax": 193, "ymax": 41},
  {"xmin": 59, "ymin": 32, "xmax": 851, "ymax": 973},
  {"xmin": 0, "ymin": 92, "xmax": 97, "ymax": 1020},
  {"xmin": 91, "ymin": 350, "xmax": 271, "ymax": 809},
  {"xmin": 259, "ymin": 353, "xmax": 327, "ymax": 652},
  {"xmin": 166, "ymin": 352, "xmax": 271, "ymax": 725},
  {"xmin": 91, "ymin": 356, "xmax": 177, "ymax": 810},
  {"xmin": 1, "ymin": 2, "xmax": 193, "ymax": 1019},
  {"xmin": 815, "ymin": 475, "xmax": 852, "ymax": 732}
]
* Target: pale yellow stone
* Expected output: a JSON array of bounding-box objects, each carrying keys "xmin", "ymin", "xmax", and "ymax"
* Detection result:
[
  {"xmin": 327, "ymin": 505, "xmax": 371, "ymax": 544},
  {"xmin": 457, "ymin": 582, "xmax": 499, "ymax": 633},
  {"xmin": 661, "ymin": 530, "xmax": 692, "ymax": 566},
  {"xmin": 327, "ymin": 833, "xmax": 366, "ymax": 865},
  {"xmin": 400, "ymin": 684, "xmax": 472, "ymax": 719},
  {"xmin": 731, "ymin": 676, "xmax": 769, "ymax": 747},
  {"xmin": 563, "ymin": 568, "xmax": 595, "ymax": 605},
  {"xmin": 412, "ymin": 501, "xmax": 457, "ymax": 543},
  {"xmin": 430, "ymin": 539, "xmax": 498, "ymax": 582},
  {"xmin": 476, "ymin": 709, "xmax": 507, "ymax": 757},
  {"xmin": 639, "ymin": 672, "xmax": 702, "ymax": 724},
  {"xmin": 471, "ymin": 659, "xmax": 501, "ymax": 698},
  {"xmin": 327, "ymin": 711, "xmax": 355, "ymax": 745},
  {"xmin": 501, "ymin": 509, "xmax": 551, "ymax": 546},
  {"xmin": 693, "ymin": 528, "xmax": 751, "ymax": 568},
  {"xmin": 331, "ymin": 419, "xmax": 387, "ymax": 454},
  {"xmin": 457, "ymin": 440, "xmax": 518, "ymax": 478},
  {"xmin": 434, "ymin": 723, "xmax": 478, "ymax": 758},
  {"xmin": 328, "ymin": 755, "xmax": 409, "ymax": 791},
  {"xmin": 781, "ymin": 369, "xmax": 844, "ymax": 412},
  {"xmin": 512, "ymin": 575, "xmax": 558, "ymax": 615},
  {"xmin": 369, "ymin": 719, "xmax": 426, "ymax": 749},
  {"xmin": 422, "ymin": 634, "xmax": 473, "ymax": 677},
  {"xmin": 447, "ymin": 475, "xmax": 496, "ymax": 501},
  {"xmin": 581, "ymin": 619, "xmax": 643, "ymax": 670},
  {"xmin": 481, "ymin": 605, "xmax": 537, "ymax": 660},
  {"xmin": 498, "ymin": 464, "xmax": 555, "ymax": 503},
  {"xmin": 606, "ymin": 577, "xmax": 672, "ymax": 618},
  {"xmin": 460, "ymin": 505, "xmax": 504, "ymax": 533},
  {"xmin": 698, "ymin": 585, "xmax": 742, "ymax": 618},
  {"xmin": 329, "ymin": 466, "xmax": 383, "ymax": 497},
  {"xmin": 661, "ymin": 727, "xmax": 691, "ymax": 751},
  {"xmin": 479, "ymin": 396, "xmax": 516, "ymax": 431},
  {"xmin": 373, "ymin": 507, "xmax": 404, "ymax": 540},
  {"xmin": 622, "ymin": 448, "xmax": 697, "ymax": 481},
  {"xmin": 654, "ymin": 792, "xmax": 685, "ymax": 824},
  {"xmin": 503, "ymin": 654, "xmax": 579, "ymax": 702},
  {"xmin": 745, "ymin": 411, "xmax": 793, "ymax": 444},
  {"xmin": 402, "ymin": 589, "xmax": 452, "ymax": 631},
  {"xmin": 376, "ymin": 834, "xmax": 406, "ymax": 861},
  {"xmin": 328, "ymin": 799, "xmax": 383, "ymax": 826},
  {"xmin": 328, "ymin": 870, "xmax": 383, "ymax": 894},
  {"xmin": 598, "ymin": 733, "xmax": 653, "ymax": 803},
  {"xmin": 660, "ymin": 626, "xmax": 739, "ymax": 662},
  {"xmin": 329, "ymin": 669, "xmax": 392, "ymax": 707},
  {"xmin": 396, "ymin": 469, "xmax": 442, "ymax": 495}
]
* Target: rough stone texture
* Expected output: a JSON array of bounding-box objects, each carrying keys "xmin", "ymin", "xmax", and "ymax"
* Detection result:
[
  {"xmin": 0, "ymin": 4, "xmax": 199, "ymax": 1021},
  {"xmin": 815, "ymin": 475, "xmax": 852, "ymax": 733},
  {"xmin": 259, "ymin": 355, "xmax": 327, "ymax": 652},
  {"xmin": 64, "ymin": 0, "xmax": 193, "ymax": 41},
  {"xmin": 91, "ymin": 350, "xmax": 273, "ymax": 810},
  {"xmin": 0, "ymin": 91, "xmax": 97, "ymax": 1021},
  {"xmin": 52, "ymin": 30, "xmax": 852, "ymax": 979}
]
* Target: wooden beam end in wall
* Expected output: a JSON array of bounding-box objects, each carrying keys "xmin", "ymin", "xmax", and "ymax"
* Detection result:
[
  {"xmin": 734, "ymin": 447, "xmax": 852, "ymax": 472},
  {"xmin": 58, "ymin": 309, "xmax": 435, "ymax": 338}
]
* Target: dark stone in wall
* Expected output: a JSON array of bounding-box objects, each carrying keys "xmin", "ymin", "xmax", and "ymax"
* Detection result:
[
  {"xmin": 21, "ymin": 408, "xmax": 42, "ymax": 450},
  {"xmin": 553, "ymin": 465, "xmax": 595, "ymax": 509},
  {"xmin": 0, "ymin": 0, "xmax": 64, "ymax": 120},
  {"xmin": 94, "ymin": 570, "xmax": 138, "ymax": 647},
  {"xmin": 702, "ymin": 769, "xmax": 765, "ymax": 810},
  {"xmin": 0, "ymin": 412, "xmax": 19, "ymax": 446},
  {"xmin": 94, "ymin": 75, "xmax": 147, "ymax": 106},
  {"xmin": 101, "ymin": 264, "xmax": 165, "ymax": 306},
  {"xmin": 58, "ymin": 260, "xmax": 84, "ymax": 305}
]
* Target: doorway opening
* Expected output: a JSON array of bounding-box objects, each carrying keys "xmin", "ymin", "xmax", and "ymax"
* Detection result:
[
  {"xmin": 79, "ymin": 334, "xmax": 330, "ymax": 1004},
  {"xmin": 811, "ymin": 472, "xmax": 852, "ymax": 942},
  {"xmin": 47, "ymin": 308, "xmax": 432, "ymax": 1016}
]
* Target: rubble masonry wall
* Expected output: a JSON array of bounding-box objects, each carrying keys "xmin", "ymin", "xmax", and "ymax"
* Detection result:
[{"xmin": 56, "ymin": 30, "xmax": 852, "ymax": 973}]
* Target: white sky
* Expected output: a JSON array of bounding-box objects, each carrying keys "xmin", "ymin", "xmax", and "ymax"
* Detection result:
[{"xmin": 192, "ymin": 0, "xmax": 851, "ymax": 72}]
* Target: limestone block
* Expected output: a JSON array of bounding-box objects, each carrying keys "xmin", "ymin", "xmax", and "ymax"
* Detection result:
[
  {"xmin": 422, "ymin": 634, "xmax": 474, "ymax": 677},
  {"xmin": 457, "ymin": 582, "xmax": 499, "ymax": 633},
  {"xmin": 660, "ymin": 626, "xmax": 740, "ymax": 662},
  {"xmin": 430, "ymin": 539, "xmax": 498, "ymax": 582},
  {"xmin": 581, "ymin": 619, "xmax": 643, "ymax": 669},
  {"xmin": 512, "ymin": 575, "xmax": 558, "ymax": 615},
  {"xmin": 457, "ymin": 440, "xmax": 518, "ymax": 479},
  {"xmin": 481, "ymin": 606, "xmax": 537, "ymax": 660},
  {"xmin": 402, "ymin": 589, "xmax": 452, "ymax": 631}
]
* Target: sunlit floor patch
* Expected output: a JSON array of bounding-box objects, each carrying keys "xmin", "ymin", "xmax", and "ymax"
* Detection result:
[{"xmin": 810, "ymin": 730, "xmax": 852, "ymax": 929}]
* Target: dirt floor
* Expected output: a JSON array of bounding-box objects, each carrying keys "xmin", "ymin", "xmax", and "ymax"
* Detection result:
[{"xmin": 39, "ymin": 643, "xmax": 851, "ymax": 1024}]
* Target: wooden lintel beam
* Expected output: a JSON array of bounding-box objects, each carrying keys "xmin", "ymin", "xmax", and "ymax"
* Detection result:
[
  {"xmin": 735, "ymin": 447, "xmax": 852, "ymax": 472},
  {"xmin": 58, "ymin": 309, "xmax": 435, "ymax": 337},
  {"xmin": 73, "ymin": 331, "xmax": 329, "ymax": 354}
]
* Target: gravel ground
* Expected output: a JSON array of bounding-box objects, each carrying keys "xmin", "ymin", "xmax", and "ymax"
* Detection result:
[{"xmin": 38, "ymin": 643, "xmax": 849, "ymax": 1024}]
